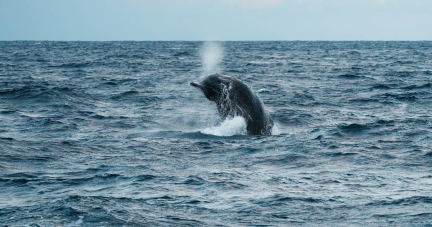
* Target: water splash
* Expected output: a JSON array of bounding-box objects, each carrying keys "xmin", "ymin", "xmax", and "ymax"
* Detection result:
[
  {"xmin": 200, "ymin": 42, "xmax": 224, "ymax": 75},
  {"xmin": 271, "ymin": 124, "xmax": 281, "ymax": 135},
  {"xmin": 201, "ymin": 116, "xmax": 246, "ymax": 136}
]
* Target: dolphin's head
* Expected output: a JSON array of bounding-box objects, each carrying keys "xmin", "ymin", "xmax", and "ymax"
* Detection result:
[{"xmin": 190, "ymin": 74, "xmax": 226, "ymax": 102}]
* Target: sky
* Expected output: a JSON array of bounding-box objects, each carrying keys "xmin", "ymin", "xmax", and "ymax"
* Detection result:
[{"xmin": 0, "ymin": 0, "xmax": 431, "ymax": 41}]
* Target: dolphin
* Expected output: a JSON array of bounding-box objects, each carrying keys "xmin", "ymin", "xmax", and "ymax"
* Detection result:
[{"xmin": 191, "ymin": 73, "xmax": 273, "ymax": 135}]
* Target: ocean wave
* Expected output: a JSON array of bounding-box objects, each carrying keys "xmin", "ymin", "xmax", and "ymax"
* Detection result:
[{"xmin": 1, "ymin": 41, "xmax": 432, "ymax": 226}]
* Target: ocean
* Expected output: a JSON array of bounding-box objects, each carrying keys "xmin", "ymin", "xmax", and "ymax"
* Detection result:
[{"xmin": 1, "ymin": 41, "xmax": 431, "ymax": 226}]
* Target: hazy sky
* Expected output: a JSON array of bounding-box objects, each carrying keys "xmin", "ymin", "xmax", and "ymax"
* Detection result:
[{"xmin": 1, "ymin": 0, "xmax": 431, "ymax": 41}]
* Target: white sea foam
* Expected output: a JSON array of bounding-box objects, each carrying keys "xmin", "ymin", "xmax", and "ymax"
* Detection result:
[
  {"xmin": 201, "ymin": 116, "xmax": 247, "ymax": 136},
  {"xmin": 66, "ymin": 215, "xmax": 83, "ymax": 227},
  {"xmin": 271, "ymin": 124, "xmax": 281, "ymax": 135},
  {"xmin": 200, "ymin": 42, "xmax": 224, "ymax": 75}
]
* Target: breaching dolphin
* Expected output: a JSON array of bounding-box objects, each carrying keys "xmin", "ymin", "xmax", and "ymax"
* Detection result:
[{"xmin": 191, "ymin": 73, "xmax": 274, "ymax": 135}]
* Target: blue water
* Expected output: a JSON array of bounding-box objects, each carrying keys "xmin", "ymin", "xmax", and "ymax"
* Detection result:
[{"xmin": 1, "ymin": 41, "xmax": 432, "ymax": 226}]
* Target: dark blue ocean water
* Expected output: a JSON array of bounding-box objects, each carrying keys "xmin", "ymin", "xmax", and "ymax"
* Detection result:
[{"xmin": 1, "ymin": 41, "xmax": 432, "ymax": 226}]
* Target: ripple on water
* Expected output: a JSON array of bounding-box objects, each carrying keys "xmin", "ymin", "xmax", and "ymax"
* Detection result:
[{"xmin": 1, "ymin": 41, "xmax": 432, "ymax": 226}]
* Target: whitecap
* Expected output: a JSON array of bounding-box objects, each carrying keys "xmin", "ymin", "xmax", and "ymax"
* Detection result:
[{"xmin": 201, "ymin": 116, "xmax": 247, "ymax": 136}]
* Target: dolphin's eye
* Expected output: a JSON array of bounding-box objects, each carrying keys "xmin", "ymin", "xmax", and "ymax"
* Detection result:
[{"xmin": 205, "ymin": 88, "xmax": 218, "ymax": 101}]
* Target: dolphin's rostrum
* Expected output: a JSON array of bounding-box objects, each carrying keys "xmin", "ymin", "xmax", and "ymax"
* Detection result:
[{"xmin": 191, "ymin": 73, "xmax": 274, "ymax": 135}]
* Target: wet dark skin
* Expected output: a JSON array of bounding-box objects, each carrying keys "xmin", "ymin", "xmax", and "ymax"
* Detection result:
[{"xmin": 191, "ymin": 73, "xmax": 274, "ymax": 135}]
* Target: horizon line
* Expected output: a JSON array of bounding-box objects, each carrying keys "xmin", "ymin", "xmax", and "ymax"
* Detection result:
[{"xmin": 1, "ymin": 39, "xmax": 431, "ymax": 42}]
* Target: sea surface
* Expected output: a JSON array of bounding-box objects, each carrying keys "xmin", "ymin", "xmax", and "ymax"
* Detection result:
[{"xmin": 1, "ymin": 41, "xmax": 432, "ymax": 226}]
